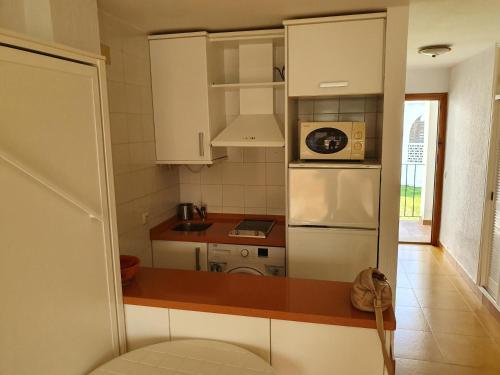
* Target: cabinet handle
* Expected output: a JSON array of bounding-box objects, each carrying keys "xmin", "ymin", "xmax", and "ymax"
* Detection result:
[
  {"xmin": 195, "ymin": 247, "xmax": 201, "ymax": 271},
  {"xmin": 319, "ymin": 81, "xmax": 349, "ymax": 88},
  {"xmin": 198, "ymin": 132, "xmax": 205, "ymax": 157}
]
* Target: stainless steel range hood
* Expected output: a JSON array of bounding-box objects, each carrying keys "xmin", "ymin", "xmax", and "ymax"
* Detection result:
[{"xmin": 211, "ymin": 41, "xmax": 285, "ymax": 148}]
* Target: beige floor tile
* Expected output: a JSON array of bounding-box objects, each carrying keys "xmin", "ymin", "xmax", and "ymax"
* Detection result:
[
  {"xmin": 396, "ymin": 307, "xmax": 430, "ymax": 331},
  {"xmin": 447, "ymin": 277, "xmax": 487, "ymax": 313},
  {"xmin": 394, "ymin": 329, "xmax": 444, "ymax": 362},
  {"xmin": 398, "ymin": 250, "xmax": 436, "ymax": 262},
  {"xmin": 396, "ymin": 359, "xmax": 436, "ymax": 375},
  {"xmin": 434, "ymin": 333, "xmax": 500, "ymax": 368},
  {"xmin": 407, "ymin": 273, "xmax": 456, "ymax": 291},
  {"xmin": 423, "ymin": 308, "xmax": 488, "ymax": 337},
  {"xmin": 402, "ymin": 260, "xmax": 455, "ymax": 276},
  {"xmin": 475, "ymin": 307, "xmax": 500, "ymax": 342},
  {"xmin": 397, "ymin": 271, "xmax": 412, "ymax": 288},
  {"xmin": 396, "ymin": 358, "xmax": 498, "ymax": 375},
  {"xmin": 396, "ymin": 287, "xmax": 420, "ymax": 307},
  {"xmin": 413, "ymin": 288, "xmax": 472, "ymax": 311}
]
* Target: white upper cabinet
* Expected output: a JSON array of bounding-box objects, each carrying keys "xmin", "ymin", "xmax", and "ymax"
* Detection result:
[
  {"xmin": 286, "ymin": 15, "xmax": 386, "ymax": 97},
  {"xmin": 149, "ymin": 33, "xmax": 226, "ymax": 164}
]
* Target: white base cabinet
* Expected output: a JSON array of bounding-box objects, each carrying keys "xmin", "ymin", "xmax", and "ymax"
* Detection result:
[
  {"xmin": 124, "ymin": 305, "xmax": 170, "ymax": 351},
  {"xmin": 124, "ymin": 305, "xmax": 390, "ymax": 374},
  {"xmin": 152, "ymin": 240, "xmax": 208, "ymax": 271},
  {"xmin": 170, "ymin": 309, "xmax": 270, "ymax": 362},
  {"xmin": 270, "ymin": 319, "xmax": 386, "ymax": 375}
]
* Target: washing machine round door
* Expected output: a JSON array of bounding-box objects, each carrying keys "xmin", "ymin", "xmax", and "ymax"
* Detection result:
[{"xmin": 227, "ymin": 267, "xmax": 264, "ymax": 276}]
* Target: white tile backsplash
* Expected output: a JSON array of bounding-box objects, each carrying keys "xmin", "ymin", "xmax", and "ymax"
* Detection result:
[
  {"xmin": 223, "ymin": 185, "xmax": 245, "ymax": 207},
  {"xmin": 298, "ymin": 99, "xmax": 314, "ymax": 115},
  {"xmin": 201, "ymin": 184, "xmax": 223, "ymax": 206},
  {"xmin": 313, "ymin": 113, "xmax": 339, "ymax": 122},
  {"xmin": 266, "ymin": 185, "xmax": 286, "ymax": 210},
  {"xmin": 178, "ymin": 146, "xmax": 285, "ymax": 214},
  {"xmin": 180, "ymin": 166, "xmax": 201, "ymax": 184},
  {"xmin": 244, "ymin": 163, "xmax": 266, "ymax": 185},
  {"xmin": 180, "ymin": 183, "xmax": 201, "ymax": 203},
  {"xmin": 244, "ymin": 185, "xmax": 267, "ymax": 208},
  {"xmin": 222, "ymin": 162, "xmax": 245, "ymax": 185},
  {"xmin": 200, "ymin": 163, "xmax": 223, "ymax": 185},
  {"xmin": 339, "ymin": 113, "xmax": 365, "ymax": 122},
  {"xmin": 109, "ymin": 113, "xmax": 128, "ymax": 144},
  {"xmin": 339, "ymin": 97, "xmax": 366, "ymax": 113},
  {"xmin": 126, "ymin": 113, "xmax": 143, "ymax": 142},
  {"xmin": 266, "ymin": 163, "xmax": 286, "ymax": 186},
  {"xmin": 100, "ymin": 10, "xmax": 180, "ymax": 266},
  {"xmin": 265, "ymin": 148, "xmax": 285, "ymax": 163},
  {"xmin": 243, "ymin": 147, "xmax": 266, "ymax": 162},
  {"xmin": 314, "ymin": 98, "xmax": 340, "ymax": 114}
]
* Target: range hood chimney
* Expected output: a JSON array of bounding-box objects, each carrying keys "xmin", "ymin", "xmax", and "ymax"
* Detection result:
[{"xmin": 211, "ymin": 41, "xmax": 285, "ymax": 148}]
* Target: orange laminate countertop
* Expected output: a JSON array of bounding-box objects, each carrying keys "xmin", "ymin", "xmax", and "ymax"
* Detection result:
[
  {"xmin": 150, "ymin": 213, "xmax": 286, "ymax": 247},
  {"xmin": 123, "ymin": 267, "xmax": 396, "ymax": 331}
]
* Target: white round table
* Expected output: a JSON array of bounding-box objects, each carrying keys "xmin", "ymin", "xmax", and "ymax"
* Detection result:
[{"xmin": 90, "ymin": 339, "xmax": 275, "ymax": 374}]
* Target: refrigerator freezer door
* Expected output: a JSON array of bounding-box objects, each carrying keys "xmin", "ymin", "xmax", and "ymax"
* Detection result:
[
  {"xmin": 289, "ymin": 167, "xmax": 380, "ymax": 228},
  {"xmin": 288, "ymin": 227, "xmax": 378, "ymax": 282}
]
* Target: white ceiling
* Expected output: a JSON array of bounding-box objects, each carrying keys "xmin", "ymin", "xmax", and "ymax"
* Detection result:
[
  {"xmin": 97, "ymin": 0, "xmax": 407, "ymax": 33},
  {"xmin": 407, "ymin": 0, "xmax": 500, "ymax": 68},
  {"xmin": 98, "ymin": 0, "xmax": 500, "ymax": 69}
]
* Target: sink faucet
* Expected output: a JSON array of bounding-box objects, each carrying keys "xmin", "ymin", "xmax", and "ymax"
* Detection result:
[{"xmin": 194, "ymin": 205, "xmax": 207, "ymax": 221}]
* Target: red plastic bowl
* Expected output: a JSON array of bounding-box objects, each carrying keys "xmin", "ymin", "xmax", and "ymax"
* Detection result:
[{"xmin": 120, "ymin": 255, "xmax": 140, "ymax": 286}]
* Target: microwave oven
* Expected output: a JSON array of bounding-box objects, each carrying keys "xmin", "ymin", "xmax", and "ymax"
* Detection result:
[{"xmin": 299, "ymin": 121, "xmax": 365, "ymax": 160}]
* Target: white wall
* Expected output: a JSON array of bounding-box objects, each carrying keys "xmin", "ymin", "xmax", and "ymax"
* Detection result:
[
  {"xmin": 99, "ymin": 11, "xmax": 180, "ymax": 266},
  {"xmin": 406, "ymin": 67, "xmax": 450, "ymax": 94},
  {"xmin": 440, "ymin": 46, "xmax": 496, "ymax": 281},
  {"xmin": 0, "ymin": 0, "xmax": 100, "ymax": 54}
]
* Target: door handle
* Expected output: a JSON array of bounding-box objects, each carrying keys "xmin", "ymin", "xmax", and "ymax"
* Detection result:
[
  {"xmin": 198, "ymin": 132, "xmax": 205, "ymax": 157},
  {"xmin": 195, "ymin": 247, "xmax": 201, "ymax": 271},
  {"xmin": 319, "ymin": 81, "xmax": 349, "ymax": 88}
]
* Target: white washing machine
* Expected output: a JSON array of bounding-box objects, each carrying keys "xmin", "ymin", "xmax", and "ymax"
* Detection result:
[{"xmin": 208, "ymin": 243, "xmax": 286, "ymax": 276}]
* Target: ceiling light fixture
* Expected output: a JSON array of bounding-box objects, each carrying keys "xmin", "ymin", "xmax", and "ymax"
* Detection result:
[{"xmin": 418, "ymin": 45, "xmax": 452, "ymax": 58}]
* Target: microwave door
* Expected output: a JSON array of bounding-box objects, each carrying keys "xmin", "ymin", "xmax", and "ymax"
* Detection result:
[{"xmin": 288, "ymin": 167, "xmax": 380, "ymax": 229}]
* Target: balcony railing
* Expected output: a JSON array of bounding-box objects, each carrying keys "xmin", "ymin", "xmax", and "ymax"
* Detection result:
[{"xmin": 400, "ymin": 163, "xmax": 423, "ymax": 218}]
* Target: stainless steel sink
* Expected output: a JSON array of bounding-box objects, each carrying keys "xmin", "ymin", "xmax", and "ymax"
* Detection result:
[{"xmin": 172, "ymin": 222, "xmax": 213, "ymax": 232}]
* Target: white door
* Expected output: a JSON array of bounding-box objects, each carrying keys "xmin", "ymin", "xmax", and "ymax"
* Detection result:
[
  {"xmin": 287, "ymin": 18, "xmax": 385, "ymax": 97},
  {"xmin": 0, "ymin": 45, "xmax": 120, "ymax": 374},
  {"xmin": 288, "ymin": 227, "xmax": 378, "ymax": 282},
  {"xmin": 152, "ymin": 241, "xmax": 208, "ymax": 271},
  {"xmin": 149, "ymin": 36, "xmax": 212, "ymax": 163},
  {"xmin": 289, "ymin": 166, "xmax": 380, "ymax": 228}
]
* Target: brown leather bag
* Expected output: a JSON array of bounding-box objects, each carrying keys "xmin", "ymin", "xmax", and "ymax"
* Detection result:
[{"xmin": 351, "ymin": 268, "xmax": 394, "ymax": 375}]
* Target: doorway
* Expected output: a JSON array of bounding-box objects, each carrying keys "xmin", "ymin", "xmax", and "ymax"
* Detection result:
[{"xmin": 398, "ymin": 93, "xmax": 447, "ymax": 245}]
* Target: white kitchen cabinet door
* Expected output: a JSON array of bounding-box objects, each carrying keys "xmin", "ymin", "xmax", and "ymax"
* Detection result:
[
  {"xmin": 124, "ymin": 305, "xmax": 170, "ymax": 351},
  {"xmin": 288, "ymin": 227, "xmax": 378, "ymax": 282},
  {"xmin": 169, "ymin": 309, "xmax": 271, "ymax": 362},
  {"xmin": 271, "ymin": 319, "xmax": 386, "ymax": 375},
  {"xmin": 287, "ymin": 17, "xmax": 385, "ymax": 96},
  {"xmin": 152, "ymin": 241, "xmax": 208, "ymax": 271},
  {"xmin": 149, "ymin": 34, "xmax": 226, "ymax": 164}
]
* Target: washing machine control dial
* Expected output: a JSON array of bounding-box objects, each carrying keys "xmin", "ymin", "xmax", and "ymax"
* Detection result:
[{"xmin": 241, "ymin": 249, "xmax": 249, "ymax": 257}]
